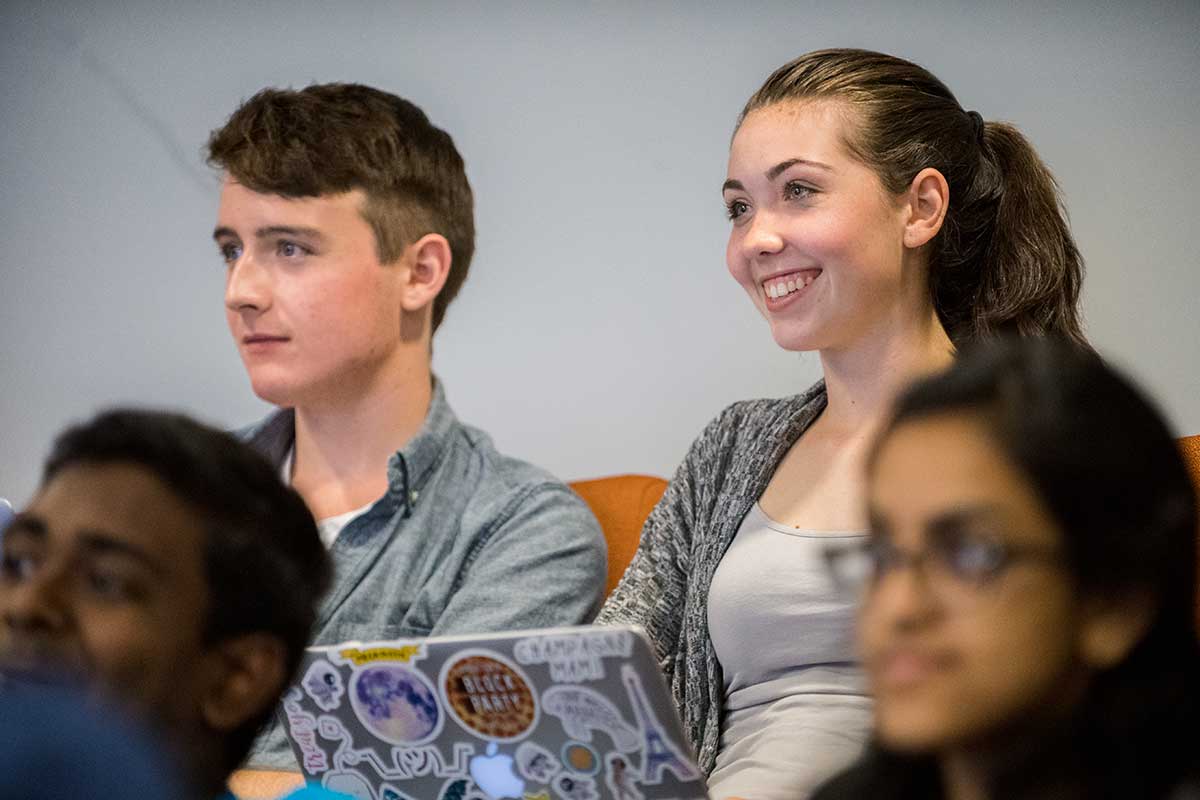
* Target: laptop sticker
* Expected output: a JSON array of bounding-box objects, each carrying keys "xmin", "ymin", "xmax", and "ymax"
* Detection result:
[
  {"xmin": 560, "ymin": 741, "xmax": 601, "ymax": 776},
  {"xmin": 282, "ymin": 687, "xmax": 331, "ymax": 774},
  {"xmin": 438, "ymin": 776, "xmax": 491, "ymax": 800},
  {"xmin": 515, "ymin": 741, "xmax": 562, "ymax": 783},
  {"xmin": 543, "ymin": 687, "xmax": 639, "ymax": 752},
  {"xmin": 551, "ymin": 773, "xmax": 599, "ymax": 800},
  {"xmin": 513, "ymin": 629, "xmax": 634, "ymax": 683},
  {"xmin": 303, "ymin": 660, "xmax": 347, "ymax": 712},
  {"xmin": 349, "ymin": 663, "xmax": 443, "ymax": 746},
  {"xmin": 380, "ymin": 784, "xmax": 419, "ymax": 800},
  {"xmin": 322, "ymin": 770, "xmax": 374, "ymax": 799},
  {"xmin": 469, "ymin": 741, "xmax": 527, "ymax": 798},
  {"xmin": 603, "ymin": 754, "xmax": 643, "ymax": 800},
  {"xmin": 297, "ymin": 708, "xmax": 474, "ymax": 783},
  {"xmin": 441, "ymin": 650, "xmax": 539, "ymax": 741},
  {"xmin": 334, "ymin": 643, "xmax": 425, "ymax": 669},
  {"xmin": 620, "ymin": 666, "xmax": 699, "ymax": 785}
]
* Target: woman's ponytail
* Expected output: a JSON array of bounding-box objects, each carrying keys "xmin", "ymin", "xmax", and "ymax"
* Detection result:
[{"xmin": 934, "ymin": 121, "xmax": 1086, "ymax": 345}]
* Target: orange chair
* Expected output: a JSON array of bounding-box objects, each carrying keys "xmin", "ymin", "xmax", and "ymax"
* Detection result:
[
  {"xmin": 1180, "ymin": 435, "xmax": 1200, "ymax": 489},
  {"xmin": 570, "ymin": 474, "xmax": 668, "ymax": 597},
  {"xmin": 1180, "ymin": 435, "xmax": 1200, "ymax": 630}
]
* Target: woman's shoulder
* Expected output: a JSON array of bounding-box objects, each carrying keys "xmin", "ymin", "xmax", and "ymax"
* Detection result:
[{"xmin": 698, "ymin": 380, "xmax": 827, "ymax": 444}]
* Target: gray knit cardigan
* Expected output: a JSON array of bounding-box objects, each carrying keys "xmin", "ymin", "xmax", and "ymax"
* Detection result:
[{"xmin": 596, "ymin": 381, "xmax": 828, "ymax": 776}]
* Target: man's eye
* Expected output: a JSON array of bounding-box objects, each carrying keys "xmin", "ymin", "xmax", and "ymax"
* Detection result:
[
  {"xmin": 277, "ymin": 241, "xmax": 309, "ymax": 258},
  {"xmin": 84, "ymin": 569, "xmax": 134, "ymax": 600},
  {"xmin": 0, "ymin": 552, "xmax": 38, "ymax": 582},
  {"xmin": 218, "ymin": 243, "xmax": 242, "ymax": 264}
]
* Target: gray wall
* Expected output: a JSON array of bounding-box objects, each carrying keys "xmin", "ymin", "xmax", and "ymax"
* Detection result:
[{"xmin": 2, "ymin": 0, "xmax": 1198, "ymax": 505}]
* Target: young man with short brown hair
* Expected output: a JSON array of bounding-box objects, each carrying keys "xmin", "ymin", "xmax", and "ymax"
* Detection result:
[{"xmin": 207, "ymin": 83, "xmax": 606, "ymax": 770}]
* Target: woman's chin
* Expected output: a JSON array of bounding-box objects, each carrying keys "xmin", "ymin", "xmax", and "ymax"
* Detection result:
[{"xmin": 767, "ymin": 323, "xmax": 825, "ymax": 353}]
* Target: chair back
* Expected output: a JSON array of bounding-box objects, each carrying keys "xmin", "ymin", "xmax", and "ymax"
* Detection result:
[
  {"xmin": 569, "ymin": 474, "xmax": 668, "ymax": 597},
  {"xmin": 1180, "ymin": 436, "xmax": 1200, "ymax": 630}
]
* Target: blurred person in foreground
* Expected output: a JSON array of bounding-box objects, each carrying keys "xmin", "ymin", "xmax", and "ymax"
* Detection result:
[
  {"xmin": 0, "ymin": 682, "xmax": 182, "ymax": 800},
  {"xmin": 816, "ymin": 338, "xmax": 1200, "ymax": 800},
  {"xmin": 0, "ymin": 409, "xmax": 343, "ymax": 799}
]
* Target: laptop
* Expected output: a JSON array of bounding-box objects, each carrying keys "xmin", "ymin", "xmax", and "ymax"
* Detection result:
[{"xmin": 278, "ymin": 625, "xmax": 709, "ymax": 800}]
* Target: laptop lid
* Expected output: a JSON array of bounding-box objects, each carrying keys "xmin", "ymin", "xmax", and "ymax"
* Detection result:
[{"xmin": 278, "ymin": 625, "xmax": 708, "ymax": 800}]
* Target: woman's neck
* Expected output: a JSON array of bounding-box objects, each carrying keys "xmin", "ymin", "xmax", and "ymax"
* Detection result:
[{"xmin": 817, "ymin": 308, "xmax": 954, "ymax": 435}]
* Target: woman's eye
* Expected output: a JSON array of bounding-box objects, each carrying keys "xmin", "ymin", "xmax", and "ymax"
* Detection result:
[
  {"xmin": 947, "ymin": 536, "xmax": 1007, "ymax": 580},
  {"xmin": 784, "ymin": 181, "xmax": 816, "ymax": 201},
  {"xmin": 725, "ymin": 200, "xmax": 749, "ymax": 221}
]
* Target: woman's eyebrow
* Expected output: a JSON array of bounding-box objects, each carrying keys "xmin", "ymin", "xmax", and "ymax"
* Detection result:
[
  {"xmin": 722, "ymin": 157, "xmax": 836, "ymax": 193},
  {"xmin": 766, "ymin": 158, "xmax": 833, "ymax": 181}
]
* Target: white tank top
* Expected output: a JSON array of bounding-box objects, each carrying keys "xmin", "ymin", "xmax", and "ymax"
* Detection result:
[{"xmin": 705, "ymin": 502, "xmax": 871, "ymax": 800}]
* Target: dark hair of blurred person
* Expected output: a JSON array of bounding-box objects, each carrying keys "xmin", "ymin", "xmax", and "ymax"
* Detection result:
[
  {"xmin": 0, "ymin": 409, "xmax": 331, "ymax": 799},
  {"xmin": 816, "ymin": 337, "xmax": 1199, "ymax": 800}
]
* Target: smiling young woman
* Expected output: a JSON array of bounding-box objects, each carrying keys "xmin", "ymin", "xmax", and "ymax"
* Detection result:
[
  {"xmin": 814, "ymin": 337, "xmax": 1200, "ymax": 800},
  {"xmin": 597, "ymin": 49, "xmax": 1087, "ymax": 800}
]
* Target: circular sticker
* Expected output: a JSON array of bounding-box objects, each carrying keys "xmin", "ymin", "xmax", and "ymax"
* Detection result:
[
  {"xmin": 440, "ymin": 650, "xmax": 538, "ymax": 741},
  {"xmin": 349, "ymin": 664, "xmax": 442, "ymax": 745},
  {"xmin": 561, "ymin": 741, "xmax": 600, "ymax": 775}
]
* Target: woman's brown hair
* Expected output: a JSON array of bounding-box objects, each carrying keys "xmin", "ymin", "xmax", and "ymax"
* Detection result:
[{"xmin": 741, "ymin": 49, "xmax": 1086, "ymax": 346}]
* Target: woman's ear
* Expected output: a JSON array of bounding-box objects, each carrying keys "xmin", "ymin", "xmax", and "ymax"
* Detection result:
[
  {"xmin": 1077, "ymin": 592, "xmax": 1155, "ymax": 670},
  {"xmin": 902, "ymin": 167, "xmax": 950, "ymax": 250}
]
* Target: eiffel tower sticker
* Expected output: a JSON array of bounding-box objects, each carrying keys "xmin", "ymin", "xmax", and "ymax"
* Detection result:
[{"xmin": 621, "ymin": 664, "xmax": 699, "ymax": 785}]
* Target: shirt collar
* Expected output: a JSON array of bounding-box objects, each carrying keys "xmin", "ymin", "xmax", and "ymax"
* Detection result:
[
  {"xmin": 384, "ymin": 375, "xmax": 456, "ymax": 510},
  {"xmin": 245, "ymin": 376, "xmax": 457, "ymax": 516}
]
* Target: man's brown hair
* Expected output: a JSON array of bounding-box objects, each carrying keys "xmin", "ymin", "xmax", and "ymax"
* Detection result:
[{"xmin": 206, "ymin": 83, "xmax": 475, "ymax": 332}]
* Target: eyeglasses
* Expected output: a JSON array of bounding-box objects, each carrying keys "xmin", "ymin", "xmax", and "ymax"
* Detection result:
[{"xmin": 824, "ymin": 527, "xmax": 1062, "ymax": 599}]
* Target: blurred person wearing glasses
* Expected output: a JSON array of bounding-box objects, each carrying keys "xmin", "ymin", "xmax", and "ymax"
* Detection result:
[{"xmin": 816, "ymin": 338, "xmax": 1200, "ymax": 800}]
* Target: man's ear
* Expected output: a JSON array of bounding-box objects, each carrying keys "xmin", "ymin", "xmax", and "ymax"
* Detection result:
[
  {"xmin": 1077, "ymin": 592, "xmax": 1155, "ymax": 670},
  {"xmin": 902, "ymin": 167, "xmax": 950, "ymax": 250},
  {"xmin": 398, "ymin": 233, "xmax": 453, "ymax": 314},
  {"xmin": 198, "ymin": 633, "xmax": 288, "ymax": 732}
]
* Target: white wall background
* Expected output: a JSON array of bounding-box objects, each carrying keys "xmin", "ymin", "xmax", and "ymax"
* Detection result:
[{"xmin": 2, "ymin": 0, "xmax": 1198, "ymax": 505}]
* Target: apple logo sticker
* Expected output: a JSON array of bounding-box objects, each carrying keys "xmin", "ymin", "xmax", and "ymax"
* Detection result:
[{"xmin": 470, "ymin": 742, "xmax": 526, "ymax": 799}]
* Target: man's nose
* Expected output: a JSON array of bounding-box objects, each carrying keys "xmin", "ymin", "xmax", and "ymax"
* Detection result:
[{"xmin": 224, "ymin": 252, "xmax": 271, "ymax": 313}]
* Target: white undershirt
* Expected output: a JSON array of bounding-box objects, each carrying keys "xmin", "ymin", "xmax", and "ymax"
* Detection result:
[{"xmin": 280, "ymin": 447, "xmax": 372, "ymax": 549}]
